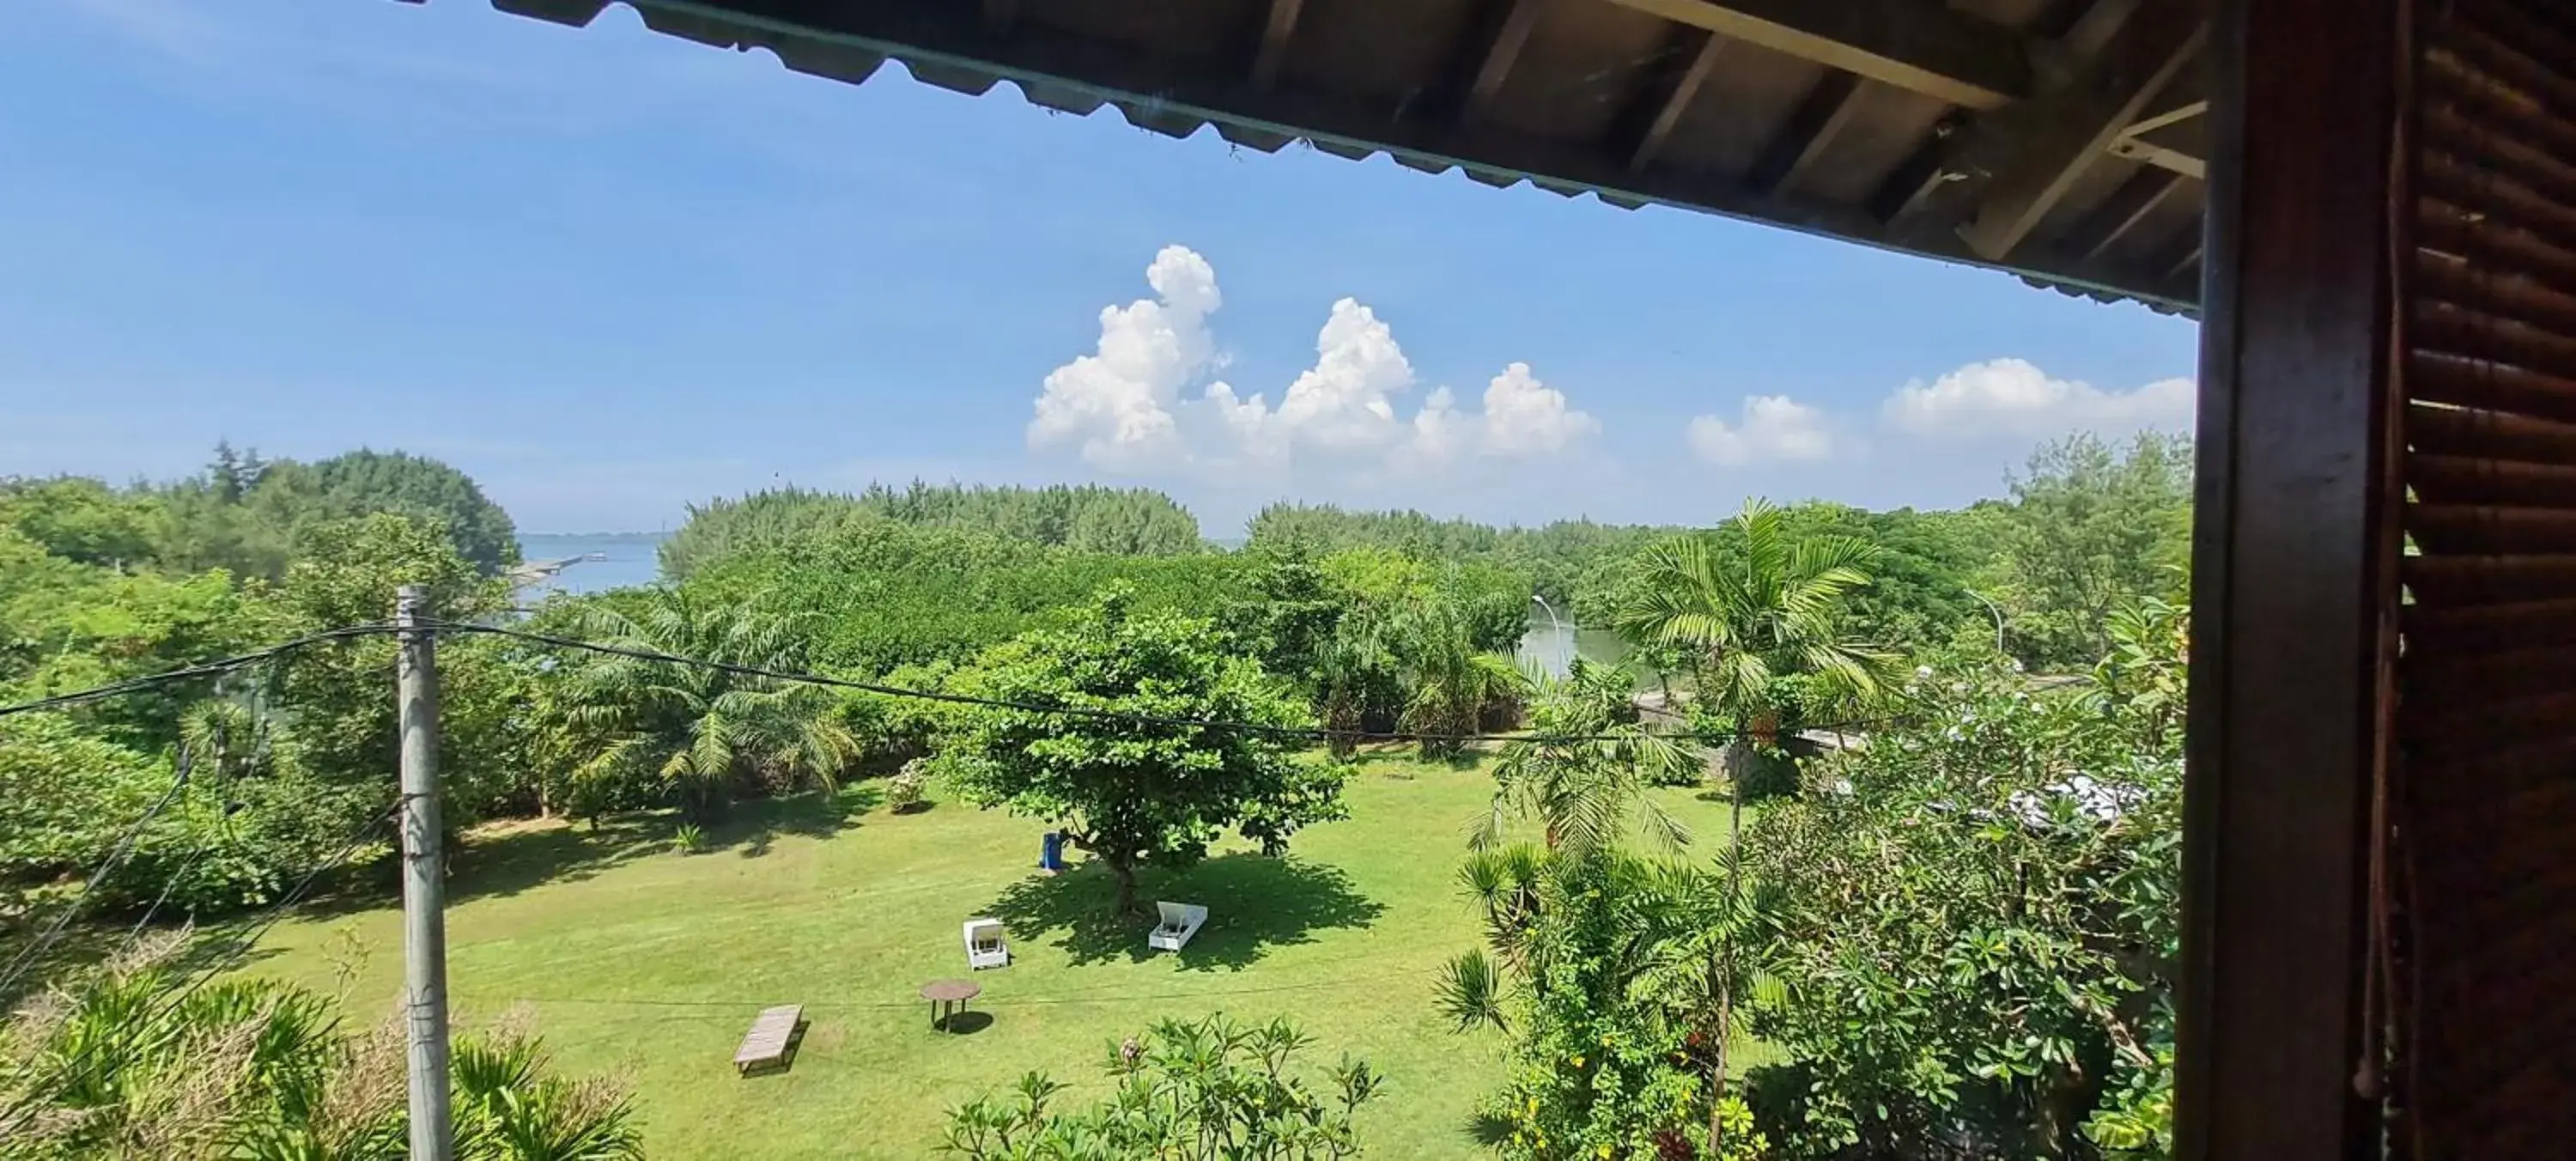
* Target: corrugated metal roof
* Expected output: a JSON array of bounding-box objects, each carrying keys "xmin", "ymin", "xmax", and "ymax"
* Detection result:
[{"xmin": 464, "ymin": 0, "xmax": 2207, "ymax": 314}]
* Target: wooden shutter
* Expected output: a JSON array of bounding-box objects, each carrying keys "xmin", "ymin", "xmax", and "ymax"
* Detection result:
[{"xmin": 2398, "ymin": 0, "xmax": 2576, "ymax": 1153}]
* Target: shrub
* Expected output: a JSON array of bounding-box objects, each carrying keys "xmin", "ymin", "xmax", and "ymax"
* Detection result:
[
  {"xmin": 885, "ymin": 761, "xmax": 930, "ymax": 814},
  {"xmin": 942, "ymin": 1015, "xmax": 1379, "ymax": 1159}
]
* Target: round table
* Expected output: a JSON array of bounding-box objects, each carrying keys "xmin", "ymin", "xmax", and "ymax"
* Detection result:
[{"xmin": 920, "ymin": 979, "xmax": 981, "ymax": 1032}]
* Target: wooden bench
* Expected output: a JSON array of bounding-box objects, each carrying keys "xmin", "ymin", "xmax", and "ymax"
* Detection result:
[{"xmin": 733, "ymin": 1005, "xmax": 805, "ymax": 1076}]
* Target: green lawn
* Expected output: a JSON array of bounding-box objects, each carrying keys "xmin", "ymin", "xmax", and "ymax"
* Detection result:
[{"xmin": 243, "ymin": 756, "xmax": 1741, "ymax": 1158}]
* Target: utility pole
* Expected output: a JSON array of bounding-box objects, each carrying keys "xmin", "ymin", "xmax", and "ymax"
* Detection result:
[{"xmin": 395, "ymin": 586, "xmax": 453, "ymax": 1161}]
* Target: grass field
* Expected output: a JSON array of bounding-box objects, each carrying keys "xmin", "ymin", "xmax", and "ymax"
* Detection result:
[{"xmin": 241, "ymin": 755, "xmax": 1742, "ymax": 1158}]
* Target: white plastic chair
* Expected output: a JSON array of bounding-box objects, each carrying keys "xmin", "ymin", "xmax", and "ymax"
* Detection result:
[
  {"xmin": 1147, "ymin": 902, "xmax": 1207, "ymax": 952},
  {"xmin": 963, "ymin": 918, "xmax": 1009, "ymax": 970}
]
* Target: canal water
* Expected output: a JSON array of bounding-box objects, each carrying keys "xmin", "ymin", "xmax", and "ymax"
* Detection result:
[{"xmin": 1515, "ymin": 616, "xmax": 1634, "ymax": 679}]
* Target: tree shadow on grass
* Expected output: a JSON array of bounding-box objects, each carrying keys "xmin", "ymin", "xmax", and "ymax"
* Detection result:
[
  {"xmin": 981, "ymin": 854, "xmax": 1384, "ymax": 972},
  {"xmin": 435, "ymin": 785, "xmax": 881, "ymax": 900}
]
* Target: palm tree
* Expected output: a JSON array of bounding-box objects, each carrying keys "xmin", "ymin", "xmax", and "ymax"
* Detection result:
[
  {"xmin": 1615, "ymin": 498, "xmax": 1889, "ymax": 792},
  {"xmin": 557, "ymin": 588, "xmax": 855, "ymax": 822},
  {"xmin": 1392, "ymin": 597, "xmax": 1527, "ymax": 758},
  {"xmin": 1630, "ymin": 849, "xmax": 1783, "ymax": 1158},
  {"xmin": 1477, "ymin": 658, "xmax": 1697, "ymax": 858},
  {"xmin": 1314, "ymin": 608, "xmax": 1400, "ymax": 759}
]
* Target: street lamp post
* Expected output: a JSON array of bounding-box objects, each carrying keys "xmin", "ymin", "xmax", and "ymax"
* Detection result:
[
  {"xmin": 1531, "ymin": 594, "xmax": 1569, "ymax": 678},
  {"xmin": 1964, "ymin": 589, "xmax": 2008, "ymax": 657},
  {"xmin": 1530, "ymin": 593, "xmax": 1564, "ymax": 636}
]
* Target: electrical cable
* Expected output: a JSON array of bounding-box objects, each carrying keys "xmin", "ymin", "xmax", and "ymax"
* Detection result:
[
  {"xmin": 0, "ymin": 804, "xmax": 397, "ymax": 1138},
  {"xmin": 0, "ymin": 623, "xmax": 399, "ymax": 721},
  {"xmin": 0, "ymin": 758, "xmax": 194, "ymax": 1001},
  {"xmin": 428, "ymin": 618, "xmax": 1914, "ymax": 745}
]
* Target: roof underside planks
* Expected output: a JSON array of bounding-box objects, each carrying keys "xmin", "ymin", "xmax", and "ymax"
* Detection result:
[{"xmin": 453, "ymin": 0, "xmax": 2210, "ymax": 313}]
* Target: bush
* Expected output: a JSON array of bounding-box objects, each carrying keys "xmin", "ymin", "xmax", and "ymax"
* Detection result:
[
  {"xmin": 885, "ymin": 761, "xmax": 930, "ymax": 814},
  {"xmin": 942, "ymin": 1015, "xmax": 1380, "ymax": 1159}
]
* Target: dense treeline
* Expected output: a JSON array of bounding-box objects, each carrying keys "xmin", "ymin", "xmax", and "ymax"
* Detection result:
[
  {"xmin": 2, "ymin": 447, "xmax": 527, "ymax": 921},
  {"xmin": 659, "ymin": 482, "xmax": 1201, "ymax": 579},
  {"xmin": 1, "ymin": 445, "xmax": 519, "ymax": 581},
  {"xmin": 1247, "ymin": 503, "xmax": 1670, "ymax": 608}
]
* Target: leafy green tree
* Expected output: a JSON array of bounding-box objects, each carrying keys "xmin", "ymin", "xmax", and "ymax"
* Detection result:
[
  {"xmin": 1312, "ymin": 606, "xmax": 1400, "ymax": 759},
  {"xmin": 300, "ymin": 450, "xmax": 520, "ymax": 575},
  {"xmin": 0, "ymin": 477, "xmax": 163, "ymax": 568},
  {"xmin": 267, "ymin": 514, "xmax": 513, "ymax": 807},
  {"xmin": 1997, "ymin": 432, "xmax": 2192, "ymax": 669},
  {"xmin": 545, "ymin": 587, "xmax": 857, "ymax": 822},
  {"xmin": 937, "ymin": 587, "xmax": 1344, "ymax": 914},
  {"xmin": 1246, "ymin": 503, "xmax": 1675, "ymax": 607},
  {"xmin": 1615, "ymin": 500, "xmax": 1888, "ymax": 790},
  {"xmin": 942, "ymin": 1016, "xmax": 1381, "ymax": 1160},
  {"xmin": 1227, "ymin": 542, "xmax": 1346, "ymax": 690},
  {"xmin": 150, "ymin": 447, "xmax": 518, "ymax": 580},
  {"xmin": 1735, "ymin": 605, "xmax": 2184, "ymax": 1158}
]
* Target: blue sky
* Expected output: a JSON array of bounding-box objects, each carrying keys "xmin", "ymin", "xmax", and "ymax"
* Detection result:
[{"xmin": 0, "ymin": 0, "xmax": 2199, "ymax": 536}]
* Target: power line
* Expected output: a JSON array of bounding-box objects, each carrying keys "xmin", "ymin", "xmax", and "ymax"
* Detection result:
[
  {"xmin": 428, "ymin": 619, "xmax": 1911, "ymax": 745},
  {"xmin": 3, "ymin": 617, "xmax": 1914, "ymax": 745},
  {"xmin": 0, "ymin": 759, "xmax": 194, "ymax": 1001},
  {"xmin": 0, "ymin": 805, "xmax": 397, "ymax": 1138},
  {"xmin": 0, "ymin": 623, "xmax": 398, "ymax": 721}
]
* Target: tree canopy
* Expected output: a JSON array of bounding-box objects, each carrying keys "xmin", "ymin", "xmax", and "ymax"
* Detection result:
[
  {"xmin": 660, "ymin": 482, "xmax": 1200, "ymax": 579},
  {"xmin": 934, "ymin": 587, "xmax": 1346, "ymax": 914}
]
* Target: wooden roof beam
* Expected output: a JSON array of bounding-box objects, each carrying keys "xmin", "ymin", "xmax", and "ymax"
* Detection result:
[
  {"xmin": 1746, "ymin": 70, "xmax": 1866, "ymax": 195},
  {"xmin": 2063, "ymin": 166, "xmax": 2187, "ymax": 259},
  {"xmin": 1599, "ymin": 0, "xmax": 2031, "ymax": 110},
  {"xmin": 1461, "ymin": 0, "xmax": 1550, "ymax": 126},
  {"xmin": 2109, "ymin": 117, "xmax": 2206, "ymax": 178},
  {"xmin": 1956, "ymin": 4, "xmax": 2208, "ymax": 260},
  {"xmin": 1249, "ymin": 0, "xmax": 1304, "ymax": 90},
  {"xmin": 1617, "ymin": 26, "xmax": 1726, "ymax": 171}
]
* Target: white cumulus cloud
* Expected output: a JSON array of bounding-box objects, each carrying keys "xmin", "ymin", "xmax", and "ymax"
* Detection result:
[
  {"xmin": 1686, "ymin": 394, "xmax": 1837, "ymax": 466},
  {"xmin": 1881, "ymin": 357, "xmax": 2193, "ymax": 440},
  {"xmin": 1477, "ymin": 362, "xmax": 1600, "ymax": 456},
  {"xmin": 1030, "ymin": 246, "xmax": 1598, "ymax": 479},
  {"xmin": 1025, "ymin": 244, "xmax": 1220, "ymax": 471}
]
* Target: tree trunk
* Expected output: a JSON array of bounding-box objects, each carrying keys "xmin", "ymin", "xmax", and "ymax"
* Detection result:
[
  {"xmin": 1709, "ymin": 951, "xmax": 1734, "ymax": 1158},
  {"xmin": 1106, "ymin": 854, "xmax": 1142, "ymax": 915}
]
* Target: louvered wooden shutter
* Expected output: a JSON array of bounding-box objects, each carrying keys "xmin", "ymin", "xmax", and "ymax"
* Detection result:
[{"xmin": 2398, "ymin": 0, "xmax": 2576, "ymax": 1153}]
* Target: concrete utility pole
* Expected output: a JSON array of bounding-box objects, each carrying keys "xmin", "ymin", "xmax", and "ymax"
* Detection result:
[{"xmin": 394, "ymin": 586, "xmax": 453, "ymax": 1161}]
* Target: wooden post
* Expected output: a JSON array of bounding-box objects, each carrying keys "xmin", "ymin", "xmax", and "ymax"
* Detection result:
[{"xmin": 2175, "ymin": 0, "xmax": 2397, "ymax": 1157}]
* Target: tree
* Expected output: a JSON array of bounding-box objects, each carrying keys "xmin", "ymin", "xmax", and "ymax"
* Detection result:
[
  {"xmin": 942, "ymin": 1016, "xmax": 1381, "ymax": 1160},
  {"xmin": 937, "ymin": 586, "xmax": 1345, "ymax": 915},
  {"xmin": 301, "ymin": 449, "xmax": 521, "ymax": 575},
  {"xmin": 1437, "ymin": 845, "xmax": 1767, "ymax": 1161},
  {"xmin": 1479, "ymin": 659, "xmax": 1695, "ymax": 857},
  {"xmin": 1393, "ymin": 592, "xmax": 1529, "ymax": 758},
  {"xmin": 1997, "ymin": 432, "xmax": 2192, "ymax": 669},
  {"xmin": 546, "ymin": 587, "xmax": 857, "ymax": 821},
  {"xmin": 1734, "ymin": 605, "xmax": 2184, "ymax": 1158},
  {"xmin": 1615, "ymin": 500, "xmax": 1888, "ymax": 788},
  {"xmin": 0, "ymin": 477, "xmax": 163, "ymax": 568},
  {"xmin": 1227, "ymin": 541, "xmax": 1346, "ymax": 690}
]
